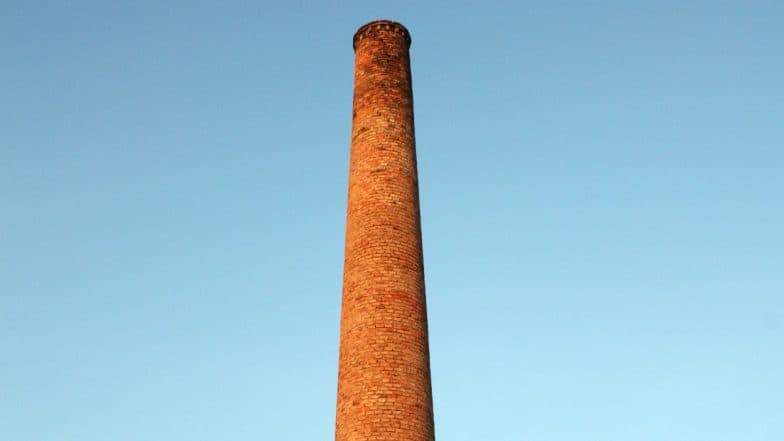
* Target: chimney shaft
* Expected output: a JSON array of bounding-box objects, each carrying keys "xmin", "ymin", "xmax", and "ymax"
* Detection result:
[{"xmin": 335, "ymin": 21, "xmax": 435, "ymax": 441}]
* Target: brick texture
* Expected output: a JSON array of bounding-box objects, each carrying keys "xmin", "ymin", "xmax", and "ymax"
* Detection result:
[{"xmin": 335, "ymin": 21, "xmax": 435, "ymax": 441}]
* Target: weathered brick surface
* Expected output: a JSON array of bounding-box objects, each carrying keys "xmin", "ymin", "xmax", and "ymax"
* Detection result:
[{"xmin": 335, "ymin": 21, "xmax": 435, "ymax": 441}]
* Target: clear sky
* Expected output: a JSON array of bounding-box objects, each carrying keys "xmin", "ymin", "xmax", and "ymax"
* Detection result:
[{"xmin": 2, "ymin": 1, "xmax": 782, "ymax": 440}]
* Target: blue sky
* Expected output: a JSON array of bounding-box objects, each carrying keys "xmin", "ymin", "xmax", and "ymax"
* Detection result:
[{"xmin": 1, "ymin": 1, "xmax": 782, "ymax": 440}]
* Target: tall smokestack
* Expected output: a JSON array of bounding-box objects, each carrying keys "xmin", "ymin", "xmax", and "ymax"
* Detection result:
[{"xmin": 335, "ymin": 20, "xmax": 435, "ymax": 441}]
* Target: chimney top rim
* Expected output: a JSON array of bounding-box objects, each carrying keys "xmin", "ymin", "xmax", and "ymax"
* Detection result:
[{"xmin": 353, "ymin": 20, "xmax": 411, "ymax": 51}]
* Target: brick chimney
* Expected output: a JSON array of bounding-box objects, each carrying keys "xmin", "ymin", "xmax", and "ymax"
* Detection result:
[{"xmin": 335, "ymin": 20, "xmax": 435, "ymax": 441}]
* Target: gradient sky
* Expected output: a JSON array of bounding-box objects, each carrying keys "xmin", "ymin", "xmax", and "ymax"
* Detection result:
[{"xmin": 2, "ymin": 1, "xmax": 782, "ymax": 440}]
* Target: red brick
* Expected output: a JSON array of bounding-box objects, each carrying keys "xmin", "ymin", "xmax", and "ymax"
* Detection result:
[{"xmin": 335, "ymin": 20, "xmax": 435, "ymax": 441}]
